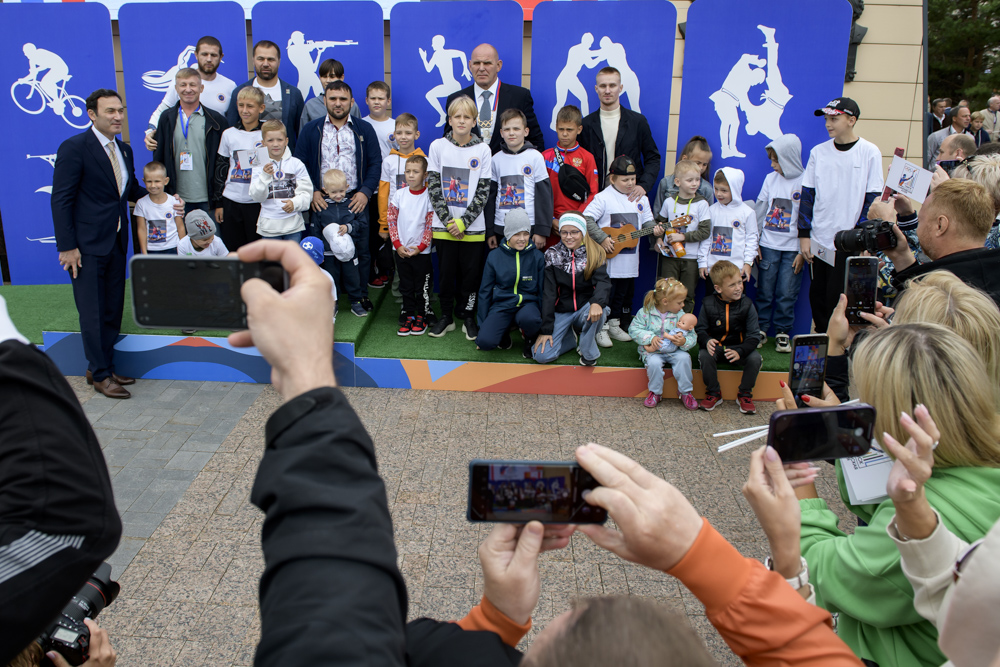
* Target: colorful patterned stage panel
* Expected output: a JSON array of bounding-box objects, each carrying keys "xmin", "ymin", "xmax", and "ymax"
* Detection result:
[{"xmin": 42, "ymin": 332, "xmax": 784, "ymax": 399}]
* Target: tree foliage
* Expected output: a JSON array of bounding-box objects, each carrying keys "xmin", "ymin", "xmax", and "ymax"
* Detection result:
[{"xmin": 928, "ymin": 0, "xmax": 1000, "ymax": 107}]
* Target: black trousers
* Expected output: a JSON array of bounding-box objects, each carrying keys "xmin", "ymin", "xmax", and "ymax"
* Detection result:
[
  {"xmin": 699, "ymin": 347, "xmax": 763, "ymax": 396},
  {"xmin": 0, "ymin": 341, "xmax": 121, "ymax": 664},
  {"xmin": 435, "ymin": 239, "xmax": 484, "ymax": 320},
  {"xmin": 609, "ymin": 277, "xmax": 636, "ymax": 328},
  {"xmin": 396, "ymin": 253, "xmax": 432, "ymax": 317},
  {"xmin": 367, "ymin": 197, "xmax": 393, "ymax": 281},
  {"xmin": 71, "ymin": 243, "xmax": 126, "ymax": 381},
  {"xmin": 222, "ymin": 198, "xmax": 261, "ymax": 251},
  {"xmin": 809, "ymin": 250, "xmax": 848, "ymax": 334}
]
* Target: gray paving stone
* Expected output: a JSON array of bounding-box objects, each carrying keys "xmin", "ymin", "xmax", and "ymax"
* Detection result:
[
  {"xmin": 108, "ymin": 538, "xmax": 145, "ymax": 571},
  {"xmin": 121, "ymin": 511, "xmax": 168, "ymax": 538},
  {"xmin": 165, "ymin": 451, "xmax": 214, "ymax": 470},
  {"xmin": 103, "ymin": 446, "xmax": 142, "ymax": 468}
]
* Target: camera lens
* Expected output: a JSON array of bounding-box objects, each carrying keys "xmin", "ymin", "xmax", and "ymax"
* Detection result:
[
  {"xmin": 67, "ymin": 563, "xmax": 119, "ymax": 623},
  {"xmin": 834, "ymin": 228, "xmax": 866, "ymax": 254}
]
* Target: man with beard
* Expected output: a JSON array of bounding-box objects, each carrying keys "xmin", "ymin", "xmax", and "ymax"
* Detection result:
[
  {"xmin": 151, "ymin": 67, "xmax": 229, "ymax": 217},
  {"xmin": 145, "ymin": 36, "xmax": 235, "ymax": 151},
  {"xmin": 295, "ymin": 81, "xmax": 381, "ymax": 312},
  {"xmin": 228, "ymin": 40, "xmax": 305, "ymax": 151}
]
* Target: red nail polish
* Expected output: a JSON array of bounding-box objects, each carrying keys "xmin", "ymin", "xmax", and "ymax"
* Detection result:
[
  {"xmin": 802, "ymin": 395, "xmax": 811, "ymax": 402},
  {"xmin": 779, "ymin": 380, "xmax": 786, "ymax": 388}
]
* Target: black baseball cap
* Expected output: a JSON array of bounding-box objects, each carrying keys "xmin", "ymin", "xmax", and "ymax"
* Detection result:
[
  {"xmin": 609, "ymin": 155, "xmax": 637, "ymax": 176},
  {"xmin": 814, "ymin": 97, "xmax": 860, "ymax": 119}
]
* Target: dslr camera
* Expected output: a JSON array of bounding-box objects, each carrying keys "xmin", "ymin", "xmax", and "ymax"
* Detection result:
[
  {"xmin": 38, "ymin": 562, "xmax": 119, "ymax": 665},
  {"xmin": 833, "ymin": 218, "xmax": 897, "ymax": 255}
]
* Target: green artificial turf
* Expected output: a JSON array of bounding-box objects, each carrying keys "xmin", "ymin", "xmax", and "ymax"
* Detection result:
[
  {"xmin": 354, "ymin": 294, "xmax": 791, "ymax": 372},
  {"xmin": 0, "ymin": 280, "xmax": 377, "ymax": 345},
  {"xmin": 2, "ymin": 279, "xmax": 789, "ymax": 372}
]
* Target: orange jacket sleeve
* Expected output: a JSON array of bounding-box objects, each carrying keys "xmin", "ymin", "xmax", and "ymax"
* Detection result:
[
  {"xmin": 668, "ymin": 519, "xmax": 863, "ymax": 667},
  {"xmin": 454, "ymin": 595, "xmax": 532, "ymax": 648},
  {"xmin": 378, "ymin": 180, "xmax": 391, "ymax": 233}
]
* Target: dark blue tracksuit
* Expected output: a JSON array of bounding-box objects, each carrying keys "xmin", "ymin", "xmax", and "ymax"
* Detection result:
[
  {"xmin": 475, "ymin": 241, "xmax": 545, "ymax": 350},
  {"xmin": 315, "ymin": 199, "xmax": 364, "ymax": 303}
]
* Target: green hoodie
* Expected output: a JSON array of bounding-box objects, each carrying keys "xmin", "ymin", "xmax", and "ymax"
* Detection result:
[{"xmin": 799, "ymin": 464, "xmax": 1000, "ymax": 667}]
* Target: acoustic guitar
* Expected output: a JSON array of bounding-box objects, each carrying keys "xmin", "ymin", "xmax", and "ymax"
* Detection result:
[{"xmin": 601, "ymin": 219, "xmax": 674, "ymax": 259}]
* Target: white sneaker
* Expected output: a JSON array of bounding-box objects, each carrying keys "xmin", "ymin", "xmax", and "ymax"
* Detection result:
[
  {"xmin": 596, "ymin": 323, "xmax": 613, "ymax": 348},
  {"xmin": 757, "ymin": 331, "xmax": 767, "ymax": 349},
  {"xmin": 775, "ymin": 333, "xmax": 792, "ymax": 353},
  {"xmin": 608, "ymin": 318, "xmax": 631, "ymax": 342}
]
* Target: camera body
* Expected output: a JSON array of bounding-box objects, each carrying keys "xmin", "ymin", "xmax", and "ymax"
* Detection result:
[
  {"xmin": 38, "ymin": 563, "xmax": 119, "ymax": 665},
  {"xmin": 834, "ymin": 218, "xmax": 897, "ymax": 255}
]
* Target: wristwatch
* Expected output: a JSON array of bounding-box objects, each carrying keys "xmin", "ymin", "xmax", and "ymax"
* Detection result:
[{"xmin": 765, "ymin": 555, "xmax": 809, "ymax": 589}]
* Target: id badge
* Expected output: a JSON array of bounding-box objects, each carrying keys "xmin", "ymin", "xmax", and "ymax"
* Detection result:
[{"xmin": 179, "ymin": 151, "xmax": 193, "ymax": 171}]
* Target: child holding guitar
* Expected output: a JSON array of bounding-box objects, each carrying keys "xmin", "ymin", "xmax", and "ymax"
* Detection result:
[
  {"xmin": 654, "ymin": 159, "xmax": 712, "ymax": 314},
  {"xmin": 583, "ymin": 156, "xmax": 662, "ymax": 347}
]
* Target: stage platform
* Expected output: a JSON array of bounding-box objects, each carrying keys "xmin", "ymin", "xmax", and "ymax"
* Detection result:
[{"xmin": 2, "ymin": 282, "xmax": 789, "ymax": 399}]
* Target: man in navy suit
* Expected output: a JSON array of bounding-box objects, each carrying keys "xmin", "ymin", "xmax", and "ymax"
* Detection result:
[
  {"xmin": 51, "ymin": 89, "xmax": 155, "ymax": 398},
  {"xmin": 228, "ymin": 40, "xmax": 305, "ymax": 152},
  {"xmin": 443, "ymin": 43, "xmax": 544, "ymax": 155}
]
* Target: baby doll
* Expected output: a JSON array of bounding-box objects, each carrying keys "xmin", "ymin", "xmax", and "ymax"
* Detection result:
[{"xmin": 659, "ymin": 313, "xmax": 698, "ymax": 352}]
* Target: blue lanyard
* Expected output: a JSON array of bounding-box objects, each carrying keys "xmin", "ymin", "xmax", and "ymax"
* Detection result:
[{"xmin": 180, "ymin": 107, "xmax": 200, "ymax": 142}]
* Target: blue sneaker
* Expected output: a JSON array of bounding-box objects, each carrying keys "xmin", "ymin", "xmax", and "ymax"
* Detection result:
[{"xmin": 351, "ymin": 302, "xmax": 368, "ymax": 317}]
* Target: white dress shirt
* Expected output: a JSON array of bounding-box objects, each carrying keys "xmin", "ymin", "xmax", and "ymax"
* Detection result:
[{"xmin": 91, "ymin": 125, "xmax": 128, "ymax": 193}]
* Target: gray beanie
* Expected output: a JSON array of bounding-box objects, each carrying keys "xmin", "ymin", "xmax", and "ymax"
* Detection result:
[
  {"xmin": 503, "ymin": 209, "xmax": 532, "ymax": 241},
  {"xmin": 184, "ymin": 210, "xmax": 217, "ymax": 240}
]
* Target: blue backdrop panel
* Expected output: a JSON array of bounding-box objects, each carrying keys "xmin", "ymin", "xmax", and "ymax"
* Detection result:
[
  {"xmin": 390, "ymin": 1, "xmax": 523, "ymax": 153},
  {"xmin": 251, "ymin": 1, "xmax": 385, "ymax": 114},
  {"xmin": 530, "ymin": 0, "xmax": 675, "ymax": 173},
  {"xmin": 0, "ymin": 3, "xmax": 115, "ymax": 285},
  {"xmin": 118, "ymin": 2, "xmax": 248, "ymax": 169},
  {"xmin": 678, "ymin": 0, "xmax": 851, "ymax": 335}
]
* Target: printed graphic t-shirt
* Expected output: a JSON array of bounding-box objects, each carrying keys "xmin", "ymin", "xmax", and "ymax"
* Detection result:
[
  {"xmin": 218, "ymin": 127, "xmax": 263, "ymax": 204},
  {"xmin": 427, "ymin": 137, "xmax": 492, "ymax": 235},
  {"xmin": 491, "ymin": 148, "xmax": 549, "ymax": 232},
  {"xmin": 134, "ymin": 194, "xmax": 181, "ymax": 251},
  {"xmin": 756, "ymin": 171, "xmax": 803, "ymax": 252},
  {"xmin": 583, "ymin": 185, "xmax": 653, "ymax": 279}
]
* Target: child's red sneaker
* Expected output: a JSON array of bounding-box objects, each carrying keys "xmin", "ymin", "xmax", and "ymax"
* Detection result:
[
  {"xmin": 737, "ymin": 394, "xmax": 757, "ymax": 415},
  {"xmin": 699, "ymin": 394, "xmax": 723, "ymax": 411},
  {"xmin": 409, "ymin": 315, "xmax": 427, "ymax": 336},
  {"xmin": 397, "ymin": 318, "xmax": 413, "ymax": 336}
]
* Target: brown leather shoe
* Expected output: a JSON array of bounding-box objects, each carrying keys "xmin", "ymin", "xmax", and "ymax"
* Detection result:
[
  {"xmin": 93, "ymin": 377, "xmax": 131, "ymax": 399},
  {"xmin": 86, "ymin": 370, "xmax": 135, "ymax": 386}
]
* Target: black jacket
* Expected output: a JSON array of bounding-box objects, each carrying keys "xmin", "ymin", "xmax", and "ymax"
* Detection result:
[
  {"xmin": 695, "ymin": 293, "xmax": 761, "ymax": 359},
  {"xmin": 444, "ymin": 81, "xmax": 545, "ymax": 154},
  {"xmin": 891, "ymin": 247, "xmax": 1000, "ymax": 308},
  {"xmin": 579, "ymin": 107, "xmax": 661, "ymax": 194},
  {"xmin": 540, "ymin": 243, "xmax": 612, "ymax": 335},
  {"xmin": 152, "ymin": 103, "xmax": 229, "ymax": 207},
  {"xmin": 250, "ymin": 386, "xmax": 524, "ymax": 666},
  {"xmin": 0, "ymin": 342, "xmax": 122, "ymax": 665},
  {"xmin": 51, "ymin": 129, "xmax": 146, "ymax": 255}
]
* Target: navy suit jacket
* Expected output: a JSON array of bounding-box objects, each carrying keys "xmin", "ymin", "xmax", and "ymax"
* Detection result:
[
  {"xmin": 444, "ymin": 81, "xmax": 545, "ymax": 154},
  {"xmin": 51, "ymin": 130, "xmax": 146, "ymax": 256},
  {"xmin": 227, "ymin": 78, "xmax": 305, "ymax": 152}
]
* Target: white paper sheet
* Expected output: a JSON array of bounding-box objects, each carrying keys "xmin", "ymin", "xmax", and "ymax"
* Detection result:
[
  {"xmin": 885, "ymin": 155, "xmax": 933, "ymax": 204},
  {"xmin": 842, "ymin": 445, "xmax": 892, "ymax": 506}
]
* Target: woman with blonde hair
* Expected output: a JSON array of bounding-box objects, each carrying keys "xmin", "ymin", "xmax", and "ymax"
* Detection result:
[
  {"xmin": 752, "ymin": 323, "xmax": 1000, "ymax": 667},
  {"xmin": 533, "ymin": 212, "xmax": 611, "ymax": 365}
]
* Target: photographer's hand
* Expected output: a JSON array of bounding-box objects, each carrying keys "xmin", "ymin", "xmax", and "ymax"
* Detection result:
[
  {"xmin": 885, "ymin": 223, "xmax": 916, "ymax": 272},
  {"xmin": 479, "ymin": 522, "xmax": 574, "ymax": 625},
  {"xmin": 575, "ymin": 444, "xmax": 703, "ymax": 572},
  {"xmin": 47, "ymin": 619, "xmax": 116, "ymax": 667},
  {"xmin": 742, "ymin": 446, "xmax": 803, "ymax": 580},
  {"xmin": 228, "ymin": 240, "xmax": 335, "ymax": 400},
  {"xmin": 866, "ymin": 199, "xmax": 897, "ymax": 224}
]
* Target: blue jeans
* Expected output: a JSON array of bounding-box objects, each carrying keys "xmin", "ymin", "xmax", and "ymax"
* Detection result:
[
  {"xmin": 533, "ymin": 304, "xmax": 610, "ymax": 364},
  {"xmin": 147, "ymin": 247, "xmax": 177, "ymax": 255},
  {"xmin": 267, "ymin": 232, "xmax": 303, "ymax": 243},
  {"xmin": 755, "ymin": 247, "xmax": 802, "ymax": 334},
  {"xmin": 645, "ymin": 350, "xmax": 693, "ymax": 395}
]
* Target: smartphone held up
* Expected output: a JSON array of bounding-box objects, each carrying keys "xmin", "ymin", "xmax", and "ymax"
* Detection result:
[
  {"xmin": 767, "ymin": 404, "xmax": 876, "ymax": 462},
  {"xmin": 468, "ymin": 460, "xmax": 607, "ymax": 524},
  {"xmin": 130, "ymin": 256, "xmax": 289, "ymax": 330}
]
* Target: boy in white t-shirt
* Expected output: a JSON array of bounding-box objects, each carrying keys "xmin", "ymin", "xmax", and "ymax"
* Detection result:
[
  {"xmin": 377, "ymin": 113, "xmax": 426, "ymax": 238},
  {"xmin": 488, "ymin": 108, "xmax": 553, "ymax": 251},
  {"xmin": 798, "ymin": 97, "xmax": 884, "ymax": 333},
  {"xmin": 215, "ymin": 86, "xmax": 265, "ymax": 251},
  {"xmin": 654, "ymin": 159, "xmax": 711, "ymax": 314},
  {"xmin": 699, "ymin": 167, "xmax": 758, "ymax": 283},
  {"xmin": 426, "ymin": 96, "xmax": 493, "ymax": 339},
  {"xmin": 388, "ymin": 155, "xmax": 434, "ymax": 336},
  {"xmin": 363, "ymin": 81, "xmax": 398, "ymax": 290},
  {"xmin": 177, "ymin": 210, "xmax": 229, "ymax": 257},
  {"xmin": 134, "ymin": 162, "xmax": 181, "ymax": 255},
  {"xmin": 754, "ymin": 134, "xmax": 806, "ymax": 352},
  {"xmin": 584, "ymin": 155, "xmax": 661, "ymax": 345},
  {"xmin": 249, "ymin": 120, "xmax": 313, "ymax": 242}
]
